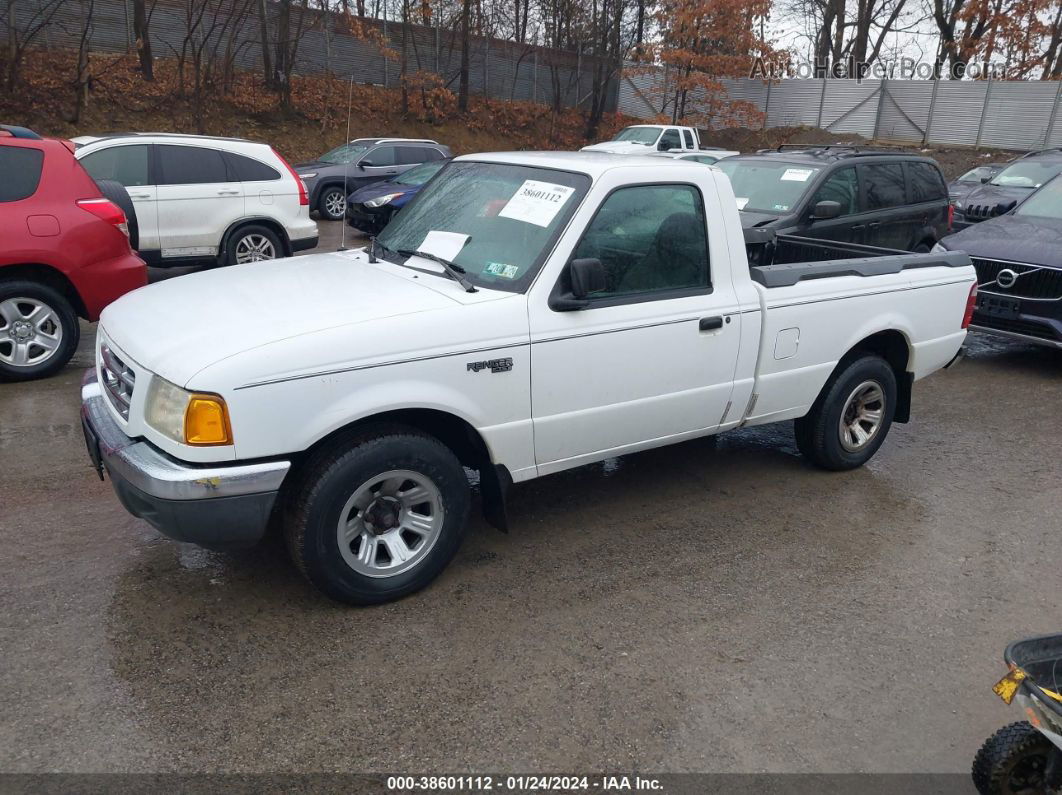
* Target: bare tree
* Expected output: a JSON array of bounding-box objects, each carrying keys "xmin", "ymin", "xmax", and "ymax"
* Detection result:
[
  {"xmin": 2, "ymin": 0, "xmax": 66, "ymax": 90},
  {"xmin": 132, "ymin": 0, "xmax": 156, "ymax": 80}
]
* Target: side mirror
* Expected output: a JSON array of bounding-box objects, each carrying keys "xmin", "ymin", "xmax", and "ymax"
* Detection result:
[
  {"xmin": 812, "ymin": 200, "xmax": 841, "ymax": 220},
  {"xmin": 980, "ymin": 175, "xmax": 991, "ymax": 183},
  {"xmin": 358, "ymin": 160, "xmax": 373, "ymax": 169},
  {"xmin": 570, "ymin": 258, "xmax": 606, "ymax": 299}
]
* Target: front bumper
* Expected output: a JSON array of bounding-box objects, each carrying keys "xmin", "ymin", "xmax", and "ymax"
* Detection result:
[
  {"xmin": 80, "ymin": 370, "xmax": 291, "ymax": 549},
  {"xmin": 346, "ymin": 203, "xmax": 390, "ymax": 232}
]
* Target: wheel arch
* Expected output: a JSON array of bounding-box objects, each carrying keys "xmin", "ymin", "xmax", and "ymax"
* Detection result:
[
  {"xmin": 844, "ymin": 328, "xmax": 913, "ymax": 423},
  {"xmin": 220, "ymin": 217, "xmax": 293, "ymax": 259},
  {"xmin": 0, "ymin": 263, "xmax": 88, "ymax": 318}
]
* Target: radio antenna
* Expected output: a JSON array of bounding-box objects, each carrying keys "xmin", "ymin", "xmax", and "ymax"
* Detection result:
[{"xmin": 337, "ymin": 71, "xmax": 356, "ymax": 252}]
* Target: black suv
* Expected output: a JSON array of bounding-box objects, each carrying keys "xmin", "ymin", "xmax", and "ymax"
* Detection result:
[
  {"xmin": 952, "ymin": 148, "xmax": 1062, "ymax": 230},
  {"xmin": 717, "ymin": 146, "xmax": 951, "ymax": 251}
]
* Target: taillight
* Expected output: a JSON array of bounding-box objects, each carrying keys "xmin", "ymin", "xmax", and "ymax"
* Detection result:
[
  {"xmin": 77, "ymin": 198, "xmax": 129, "ymax": 238},
  {"xmin": 948, "ymin": 203, "xmax": 954, "ymax": 231},
  {"xmin": 272, "ymin": 148, "xmax": 309, "ymax": 206},
  {"xmin": 962, "ymin": 282, "xmax": 978, "ymax": 329}
]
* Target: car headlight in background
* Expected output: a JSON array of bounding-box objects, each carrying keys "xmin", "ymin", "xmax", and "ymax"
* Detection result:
[
  {"xmin": 364, "ymin": 192, "xmax": 403, "ymax": 208},
  {"xmin": 145, "ymin": 376, "xmax": 233, "ymax": 446}
]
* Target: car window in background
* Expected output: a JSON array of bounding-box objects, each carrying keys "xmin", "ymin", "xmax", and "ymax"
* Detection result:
[
  {"xmin": 225, "ymin": 152, "xmax": 280, "ymax": 181},
  {"xmin": 908, "ymin": 162, "xmax": 947, "ymax": 202},
  {"xmin": 157, "ymin": 145, "xmax": 230, "ymax": 185},
  {"xmin": 421, "ymin": 148, "xmax": 444, "ymax": 161},
  {"xmin": 397, "ymin": 146, "xmax": 430, "ymax": 165},
  {"xmin": 1014, "ymin": 176, "xmax": 1062, "ymax": 219},
  {"xmin": 79, "ymin": 144, "xmax": 150, "ymax": 187},
  {"xmin": 860, "ymin": 163, "xmax": 906, "ymax": 209},
  {"xmin": 990, "ymin": 160, "xmax": 1062, "ymax": 188},
  {"xmin": 393, "ymin": 160, "xmax": 446, "ymax": 186},
  {"xmin": 659, "ymin": 129, "xmax": 682, "ymax": 151},
  {"xmin": 613, "ymin": 127, "xmax": 660, "ymax": 145},
  {"xmin": 364, "ymin": 146, "xmax": 397, "ymax": 167},
  {"xmin": 683, "ymin": 130, "xmax": 695, "ymax": 148},
  {"xmin": 811, "ymin": 166, "xmax": 858, "ymax": 215},
  {"xmin": 958, "ymin": 165, "xmax": 998, "ymax": 183},
  {"xmin": 716, "ymin": 160, "xmax": 821, "ymax": 213},
  {"xmin": 318, "ymin": 142, "xmax": 370, "ymax": 164},
  {"xmin": 0, "ymin": 147, "xmax": 44, "ymax": 201}
]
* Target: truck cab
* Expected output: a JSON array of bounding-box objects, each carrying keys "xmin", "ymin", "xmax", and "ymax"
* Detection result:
[{"xmin": 582, "ymin": 125, "xmax": 702, "ymax": 155}]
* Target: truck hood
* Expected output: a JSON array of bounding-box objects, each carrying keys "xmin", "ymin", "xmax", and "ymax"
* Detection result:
[
  {"xmin": 940, "ymin": 215, "xmax": 1062, "ymax": 268},
  {"xmin": 580, "ymin": 141, "xmax": 658, "ymax": 155},
  {"xmin": 99, "ymin": 252, "xmax": 462, "ymax": 387}
]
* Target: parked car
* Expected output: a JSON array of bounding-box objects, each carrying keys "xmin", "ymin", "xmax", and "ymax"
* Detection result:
[
  {"xmin": 75, "ymin": 132, "xmax": 318, "ymax": 267},
  {"xmin": 582, "ymin": 124, "xmax": 708, "ymax": 155},
  {"xmin": 937, "ymin": 173, "xmax": 1062, "ymax": 348},
  {"xmin": 81, "ymin": 151, "xmax": 975, "ymax": 604},
  {"xmin": 295, "ymin": 138, "xmax": 452, "ymax": 221},
  {"xmin": 716, "ymin": 146, "xmax": 952, "ymax": 251},
  {"xmin": 0, "ymin": 125, "xmax": 145, "ymax": 381},
  {"xmin": 648, "ymin": 149, "xmax": 739, "ymax": 165},
  {"xmin": 345, "ymin": 158, "xmax": 449, "ymax": 235},
  {"xmin": 948, "ymin": 163, "xmax": 1005, "ymax": 203},
  {"xmin": 952, "ymin": 149, "xmax": 1062, "ymax": 230}
]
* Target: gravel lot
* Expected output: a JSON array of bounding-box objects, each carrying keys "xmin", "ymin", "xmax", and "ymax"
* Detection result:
[{"xmin": 2, "ymin": 221, "xmax": 1060, "ymax": 775}]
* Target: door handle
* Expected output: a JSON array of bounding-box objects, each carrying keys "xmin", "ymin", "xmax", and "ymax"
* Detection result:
[
  {"xmin": 217, "ymin": 189, "xmax": 240, "ymax": 195},
  {"xmin": 699, "ymin": 316, "xmax": 724, "ymax": 331},
  {"xmin": 851, "ymin": 224, "xmax": 866, "ymax": 230},
  {"xmin": 867, "ymin": 221, "xmax": 881, "ymax": 228},
  {"xmin": 129, "ymin": 193, "xmax": 150, "ymax": 199}
]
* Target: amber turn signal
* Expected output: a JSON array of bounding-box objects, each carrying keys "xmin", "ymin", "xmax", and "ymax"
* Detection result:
[{"xmin": 184, "ymin": 395, "xmax": 233, "ymax": 446}]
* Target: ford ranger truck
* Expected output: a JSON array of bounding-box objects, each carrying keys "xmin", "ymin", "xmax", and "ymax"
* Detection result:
[
  {"xmin": 81, "ymin": 152, "xmax": 977, "ymax": 605},
  {"xmin": 582, "ymin": 124, "xmax": 704, "ymax": 155}
]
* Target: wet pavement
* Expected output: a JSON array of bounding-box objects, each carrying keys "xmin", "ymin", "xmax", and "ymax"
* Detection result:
[{"xmin": 1, "ymin": 225, "xmax": 1061, "ymax": 773}]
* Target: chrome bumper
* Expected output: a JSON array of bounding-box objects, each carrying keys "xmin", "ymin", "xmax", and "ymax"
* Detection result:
[{"xmin": 81, "ymin": 370, "xmax": 291, "ymax": 549}]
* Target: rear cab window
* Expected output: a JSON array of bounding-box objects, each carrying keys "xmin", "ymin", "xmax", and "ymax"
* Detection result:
[{"xmin": 0, "ymin": 145, "xmax": 45, "ymax": 202}]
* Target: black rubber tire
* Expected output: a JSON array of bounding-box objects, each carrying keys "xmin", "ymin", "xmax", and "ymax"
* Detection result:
[
  {"xmin": 94, "ymin": 179, "xmax": 139, "ymax": 251},
  {"xmin": 794, "ymin": 353, "xmax": 897, "ymax": 470},
  {"xmin": 914, "ymin": 242, "xmax": 932, "ymax": 253},
  {"xmin": 0, "ymin": 279, "xmax": 80, "ymax": 382},
  {"xmin": 223, "ymin": 224, "xmax": 283, "ymax": 267},
  {"xmin": 972, "ymin": 721, "xmax": 1055, "ymax": 795},
  {"xmin": 317, "ymin": 185, "xmax": 347, "ymax": 221},
  {"xmin": 284, "ymin": 426, "xmax": 471, "ymax": 605}
]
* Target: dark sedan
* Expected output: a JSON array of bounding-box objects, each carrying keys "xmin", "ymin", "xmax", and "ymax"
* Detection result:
[
  {"xmin": 346, "ymin": 159, "xmax": 449, "ymax": 234},
  {"xmin": 938, "ymin": 174, "xmax": 1062, "ymax": 348},
  {"xmin": 952, "ymin": 152, "xmax": 1062, "ymax": 230}
]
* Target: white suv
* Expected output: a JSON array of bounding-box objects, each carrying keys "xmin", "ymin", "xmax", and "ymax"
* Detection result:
[{"xmin": 74, "ymin": 133, "xmax": 318, "ymax": 267}]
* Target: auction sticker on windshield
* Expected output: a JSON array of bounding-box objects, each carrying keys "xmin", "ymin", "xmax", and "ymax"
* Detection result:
[
  {"xmin": 781, "ymin": 168, "xmax": 814, "ymax": 182},
  {"xmin": 498, "ymin": 180, "xmax": 576, "ymax": 227}
]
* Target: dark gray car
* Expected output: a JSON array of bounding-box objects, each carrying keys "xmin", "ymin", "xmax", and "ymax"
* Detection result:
[
  {"xmin": 952, "ymin": 150, "xmax": 1062, "ymax": 230},
  {"xmin": 295, "ymin": 138, "xmax": 451, "ymax": 220}
]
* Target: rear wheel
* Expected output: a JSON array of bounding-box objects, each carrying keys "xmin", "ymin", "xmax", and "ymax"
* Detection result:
[
  {"xmin": 0, "ymin": 280, "xmax": 79, "ymax": 382},
  {"xmin": 794, "ymin": 354, "xmax": 897, "ymax": 470},
  {"xmin": 225, "ymin": 225, "xmax": 283, "ymax": 266},
  {"xmin": 317, "ymin": 186, "xmax": 347, "ymax": 221},
  {"xmin": 972, "ymin": 721, "xmax": 1056, "ymax": 795},
  {"xmin": 284, "ymin": 427, "xmax": 471, "ymax": 605}
]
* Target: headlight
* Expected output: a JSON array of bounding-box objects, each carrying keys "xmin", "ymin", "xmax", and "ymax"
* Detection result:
[
  {"xmin": 364, "ymin": 192, "xmax": 403, "ymax": 208},
  {"xmin": 298, "ymin": 172, "xmax": 317, "ymax": 179},
  {"xmin": 931, "ymin": 242, "xmax": 947, "ymax": 253},
  {"xmin": 953, "ymin": 201, "xmax": 963, "ymax": 210},
  {"xmin": 145, "ymin": 376, "xmax": 233, "ymax": 446}
]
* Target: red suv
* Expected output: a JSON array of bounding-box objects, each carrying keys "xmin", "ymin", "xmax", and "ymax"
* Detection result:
[{"xmin": 0, "ymin": 125, "xmax": 146, "ymax": 381}]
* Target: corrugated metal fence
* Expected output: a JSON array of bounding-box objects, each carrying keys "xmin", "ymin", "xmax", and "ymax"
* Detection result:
[
  {"xmin": 11, "ymin": 0, "xmax": 602, "ymax": 110},
  {"xmin": 618, "ymin": 68, "xmax": 1062, "ymax": 151}
]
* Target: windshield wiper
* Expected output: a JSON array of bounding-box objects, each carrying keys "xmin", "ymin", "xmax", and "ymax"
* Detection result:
[{"xmin": 397, "ymin": 248, "xmax": 477, "ymax": 293}]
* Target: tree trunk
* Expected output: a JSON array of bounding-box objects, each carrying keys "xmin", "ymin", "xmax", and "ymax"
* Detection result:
[
  {"xmin": 132, "ymin": 0, "xmax": 153, "ymax": 80},
  {"xmin": 257, "ymin": 0, "xmax": 273, "ymax": 87},
  {"xmin": 457, "ymin": 0, "xmax": 471, "ymax": 111}
]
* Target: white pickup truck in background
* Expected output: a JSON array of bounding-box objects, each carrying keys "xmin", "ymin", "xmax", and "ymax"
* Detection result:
[
  {"xmin": 81, "ymin": 152, "xmax": 977, "ymax": 605},
  {"xmin": 582, "ymin": 124, "xmax": 737, "ymax": 159}
]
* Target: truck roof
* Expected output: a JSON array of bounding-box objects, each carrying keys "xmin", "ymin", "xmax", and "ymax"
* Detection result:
[{"xmin": 453, "ymin": 150, "xmax": 702, "ymax": 179}]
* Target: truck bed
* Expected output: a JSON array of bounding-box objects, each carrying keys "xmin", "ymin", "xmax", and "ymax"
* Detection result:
[{"xmin": 744, "ymin": 232, "xmax": 971, "ymax": 288}]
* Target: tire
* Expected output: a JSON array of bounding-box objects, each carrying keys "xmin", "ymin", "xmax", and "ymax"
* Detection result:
[
  {"xmin": 284, "ymin": 427, "xmax": 471, "ymax": 605},
  {"xmin": 94, "ymin": 179, "xmax": 139, "ymax": 251},
  {"xmin": 972, "ymin": 721, "xmax": 1056, "ymax": 795},
  {"xmin": 0, "ymin": 279, "xmax": 80, "ymax": 382},
  {"xmin": 224, "ymin": 224, "xmax": 283, "ymax": 266},
  {"xmin": 794, "ymin": 353, "xmax": 897, "ymax": 470},
  {"xmin": 914, "ymin": 242, "xmax": 932, "ymax": 253},
  {"xmin": 317, "ymin": 185, "xmax": 347, "ymax": 221}
]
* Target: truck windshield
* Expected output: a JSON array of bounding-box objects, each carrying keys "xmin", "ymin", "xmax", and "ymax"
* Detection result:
[
  {"xmin": 1015, "ymin": 175, "xmax": 1062, "ymax": 219},
  {"xmin": 716, "ymin": 160, "xmax": 822, "ymax": 213},
  {"xmin": 376, "ymin": 161, "xmax": 590, "ymax": 292},
  {"xmin": 990, "ymin": 160, "xmax": 1062, "ymax": 189},
  {"xmin": 613, "ymin": 127, "xmax": 660, "ymax": 145}
]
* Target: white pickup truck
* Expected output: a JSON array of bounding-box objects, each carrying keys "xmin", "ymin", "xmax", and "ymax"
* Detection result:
[
  {"xmin": 81, "ymin": 152, "xmax": 977, "ymax": 605},
  {"xmin": 582, "ymin": 124, "xmax": 737, "ymax": 158}
]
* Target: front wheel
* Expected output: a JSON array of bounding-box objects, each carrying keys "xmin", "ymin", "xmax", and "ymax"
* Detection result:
[
  {"xmin": 972, "ymin": 721, "xmax": 1058, "ymax": 795},
  {"xmin": 284, "ymin": 428, "xmax": 471, "ymax": 605},
  {"xmin": 317, "ymin": 186, "xmax": 347, "ymax": 221},
  {"xmin": 794, "ymin": 353, "xmax": 897, "ymax": 470}
]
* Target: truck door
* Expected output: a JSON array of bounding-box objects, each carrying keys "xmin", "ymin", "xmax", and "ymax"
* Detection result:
[{"xmin": 527, "ymin": 182, "xmax": 741, "ymax": 472}]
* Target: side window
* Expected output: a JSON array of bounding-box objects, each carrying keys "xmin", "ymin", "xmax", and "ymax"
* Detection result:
[
  {"xmin": 810, "ymin": 167, "xmax": 858, "ymax": 215},
  {"xmin": 423, "ymin": 148, "xmax": 444, "ymax": 161},
  {"xmin": 683, "ymin": 129, "xmax": 695, "ymax": 149},
  {"xmin": 0, "ymin": 147, "xmax": 44, "ymax": 201},
  {"xmin": 79, "ymin": 145, "xmax": 151, "ymax": 187},
  {"xmin": 364, "ymin": 146, "xmax": 396, "ymax": 167},
  {"xmin": 157, "ymin": 145, "xmax": 231, "ymax": 185},
  {"xmin": 908, "ymin": 161, "xmax": 947, "ymax": 202},
  {"xmin": 397, "ymin": 146, "xmax": 430, "ymax": 165},
  {"xmin": 659, "ymin": 129, "xmax": 681, "ymax": 151},
  {"xmin": 225, "ymin": 152, "xmax": 280, "ymax": 182},
  {"xmin": 570, "ymin": 184, "xmax": 710, "ymax": 299},
  {"xmin": 860, "ymin": 163, "xmax": 906, "ymax": 210}
]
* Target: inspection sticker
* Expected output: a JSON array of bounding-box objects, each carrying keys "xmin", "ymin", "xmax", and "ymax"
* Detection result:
[
  {"xmin": 498, "ymin": 180, "xmax": 576, "ymax": 227},
  {"xmin": 485, "ymin": 262, "xmax": 520, "ymax": 279},
  {"xmin": 735, "ymin": 197, "xmax": 749, "ymax": 209},
  {"xmin": 780, "ymin": 168, "xmax": 814, "ymax": 182}
]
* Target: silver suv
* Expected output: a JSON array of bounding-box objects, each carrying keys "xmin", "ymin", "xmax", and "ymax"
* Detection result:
[{"xmin": 295, "ymin": 138, "xmax": 451, "ymax": 220}]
